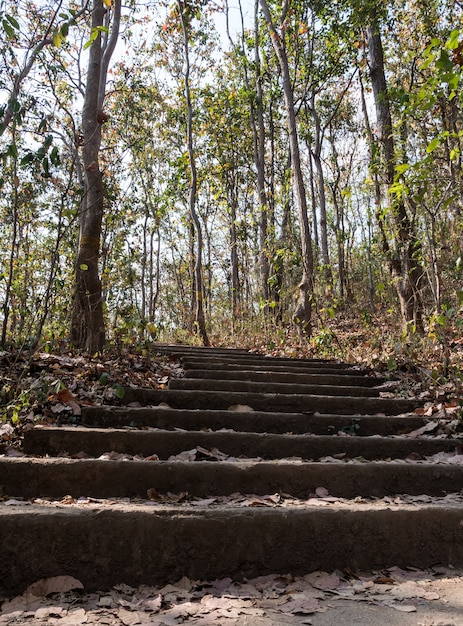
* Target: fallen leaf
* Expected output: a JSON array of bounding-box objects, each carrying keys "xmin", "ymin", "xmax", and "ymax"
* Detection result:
[
  {"xmin": 68, "ymin": 400, "xmax": 82, "ymax": 416},
  {"xmin": 0, "ymin": 592, "xmax": 43, "ymax": 614},
  {"xmin": 279, "ymin": 594, "xmax": 322, "ymax": 614},
  {"xmin": 140, "ymin": 593, "xmax": 162, "ymax": 612},
  {"xmin": 387, "ymin": 603, "xmax": 417, "ymax": 612},
  {"xmin": 59, "ymin": 608, "xmax": 87, "ymax": 624},
  {"xmin": 118, "ymin": 607, "xmax": 143, "ymax": 625},
  {"xmin": 191, "ymin": 497, "xmax": 217, "ymax": 506},
  {"xmin": 405, "ymin": 422, "xmax": 438, "ymax": 438},
  {"xmin": 228, "ymin": 404, "xmax": 254, "ymax": 412},
  {"xmin": 5, "ymin": 447, "xmax": 25, "ymax": 457},
  {"xmin": 26, "ymin": 575, "xmax": 84, "ymax": 596},
  {"xmin": 57, "ymin": 388, "xmax": 74, "ymax": 403},
  {"xmin": 34, "ymin": 606, "xmax": 66, "ymax": 619},
  {"xmin": 50, "ymin": 403, "xmax": 69, "ymax": 414},
  {"xmin": 304, "ymin": 572, "xmax": 340, "ymax": 590}
]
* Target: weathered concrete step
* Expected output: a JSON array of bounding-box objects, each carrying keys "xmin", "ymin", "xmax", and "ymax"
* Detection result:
[
  {"xmin": 182, "ymin": 357, "xmax": 357, "ymax": 372},
  {"xmin": 170, "ymin": 377, "xmax": 381, "ymax": 397},
  {"xmin": 183, "ymin": 368, "xmax": 385, "ymax": 387},
  {"xmin": 121, "ymin": 388, "xmax": 419, "ymax": 415},
  {"xmin": 23, "ymin": 427, "xmax": 460, "ymax": 461},
  {"xmin": 2, "ymin": 502, "xmax": 463, "ymax": 596},
  {"xmin": 3, "ymin": 456, "xmax": 463, "ymax": 500},
  {"xmin": 80, "ymin": 406, "xmax": 427, "ymax": 436},
  {"xmin": 154, "ymin": 344, "xmax": 250, "ymax": 356},
  {"xmin": 153, "ymin": 344, "xmax": 337, "ymax": 366}
]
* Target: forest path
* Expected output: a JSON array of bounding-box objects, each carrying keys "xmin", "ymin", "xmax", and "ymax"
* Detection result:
[{"xmin": 1, "ymin": 345, "xmax": 463, "ymax": 625}]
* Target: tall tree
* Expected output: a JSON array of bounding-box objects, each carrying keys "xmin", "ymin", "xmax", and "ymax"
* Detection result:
[
  {"xmin": 70, "ymin": 0, "xmax": 121, "ymax": 351},
  {"xmin": 259, "ymin": 0, "xmax": 314, "ymax": 335},
  {"xmin": 177, "ymin": 0, "xmax": 210, "ymax": 345},
  {"xmin": 366, "ymin": 13, "xmax": 424, "ymax": 332}
]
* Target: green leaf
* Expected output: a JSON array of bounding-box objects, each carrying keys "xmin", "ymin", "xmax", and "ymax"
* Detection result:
[
  {"xmin": 79, "ymin": 263, "xmax": 89, "ymax": 270},
  {"xmin": 53, "ymin": 31, "xmax": 63, "ymax": 47},
  {"xmin": 113, "ymin": 384, "xmax": 125, "ymax": 399},
  {"xmin": 2, "ymin": 19, "xmax": 16, "ymax": 39},
  {"xmin": 83, "ymin": 28, "xmax": 100, "ymax": 50},
  {"xmin": 426, "ymin": 137, "xmax": 441, "ymax": 153},
  {"xmin": 5, "ymin": 14, "xmax": 19, "ymax": 30},
  {"xmin": 7, "ymin": 143, "xmax": 18, "ymax": 159},
  {"xmin": 446, "ymin": 29, "xmax": 461, "ymax": 50},
  {"xmin": 50, "ymin": 146, "xmax": 60, "ymax": 166},
  {"xmin": 99, "ymin": 372, "xmax": 110, "ymax": 385},
  {"xmin": 436, "ymin": 49, "xmax": 453, "ymax": 72},
  {"xmin": 20, "ymin": 153, "xmax": 35, "ymax": 166},
  {"xmin": 395, "ymin": 163, "xmax": 410, "ymax": 174}
]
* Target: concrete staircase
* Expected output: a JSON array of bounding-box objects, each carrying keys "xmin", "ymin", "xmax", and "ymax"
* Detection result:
[{"xmin": 2, "ymin": 345, "xmax": 463, "ymax": 596}]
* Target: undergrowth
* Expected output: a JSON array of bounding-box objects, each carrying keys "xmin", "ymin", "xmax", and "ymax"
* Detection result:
[{"xmin": 1, "ymin": 307, "xmax": 463, "ymax": 451}]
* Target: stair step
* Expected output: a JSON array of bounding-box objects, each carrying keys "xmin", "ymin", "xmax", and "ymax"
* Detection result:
[
  {"xmin": 154, "ymin": 343, "xmax": 250, "ymax": 356},
  {"xmin": 80, "ymin": 406, "xmax": 428, "ymax": 435},
  {"xmin": 3, "ymin": 344, "xmax": 455, "ymax": 599},
  {"xmin": 2, "ymin": 501, "xmax": 463, "ymax": 596},
  {"xmin": 170, "ymin": 377, "xmax": 381, "ymax": 396},
  {"xmin": 120, "ymin": 387, "xmax": 419, "ymax": 415},
  {"xmin": 181, "ymin": 357, "xmax": 358, "ymax": 372},
  {"xmin": 3, "ymin": 456, "xmax": 463, "ymax": 500},
  {"xmin": 183, "ymin": 368, "xmax": 385, "ymax": 387},
  {"xmin": 23, "ymin": 427, "xmax": 460, "ymax": 461}
]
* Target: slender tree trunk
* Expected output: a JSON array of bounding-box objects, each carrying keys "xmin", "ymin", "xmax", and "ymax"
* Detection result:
[
  {"xmin": 71, "ymin": 0, "xmax": 121, "ymax": 351},
  {"xmin": 227, "ymin": 176, "xmax": 241, "ymax": 321},
  {"xmin": 259, "ymin": 0, "xmax": 314, "ymax": 336},
  {"xmin": 308, "ymin": 151, "xmax": 319, "ymax": 255},
  {"xmin": 1, "ymin": 124, "xmax": 19, "ymax": 347},
  {"xmin": 149, "ymin": 227, "xmax": 161, "ymax": 322},
  {"xmin": 366, "ymin": 21, "xmax": 424, "ymax": 332},
  {"xmin": 310, "ymin": 96, "xmax": 332, "ymax": 285},
  {"xmin": 253, "ymin": 0, "xmax": 271, "ymax": 307},
  {"xmin": 178, "ymin": 1, "xmax": 209, "ymax": 346}
]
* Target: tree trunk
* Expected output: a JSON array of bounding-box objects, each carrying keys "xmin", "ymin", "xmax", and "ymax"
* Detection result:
[
  {"xmin": 254, "ymin": 0, "xmax": 271, "ymax": 307},
  {"xmin": 310, "ymin": 96, "xmax": 332, "ymax": 286},
  {"xmin": 70, "ymin": 0, "xmax": 121, "ymax": 352},
  {"xmin": 259, "ymin": 0, "xmax": 314, "ymax": 336},
  {"xmin": 227, "ymin": 176, "xmax": 241, "ymax": 321},
  {"xmin": 366, "ymin": 21, "xmax": 424, "ymax": 332},
  {"xmin": 178, "ymin": 1, "xmax": 210, "ymax": 346}
]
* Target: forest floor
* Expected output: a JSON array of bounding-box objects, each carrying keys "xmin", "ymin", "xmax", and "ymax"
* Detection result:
[
  {"xmin": 1, "ymin": 315, "xmax": 463, "ymax": 624},
  {"xmin": 2, "ymin": 311, "xmax": 463, "ymax": 452},
  {"xmin": 1, "ymin": 566, "xmax": 463, "ymax": 625}
]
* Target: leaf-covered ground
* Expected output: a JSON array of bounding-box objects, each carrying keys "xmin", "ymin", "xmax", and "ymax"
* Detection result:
[
  {"xmin": 1, "ymin": 567, "xmax": 463, "ymax": 625},
  {"xmin": 0, "ymin": 349, "xmax": 183, "ymax": 452}
]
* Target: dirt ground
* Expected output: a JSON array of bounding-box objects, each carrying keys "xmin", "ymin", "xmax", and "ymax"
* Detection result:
[{"xmin": 1, "ymin": 566, "xmax": 463, "ymax": 625}]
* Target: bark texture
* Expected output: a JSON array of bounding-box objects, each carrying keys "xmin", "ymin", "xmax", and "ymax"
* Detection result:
[
  {"xmin": 71, "ymin": 0, "xmax": 121, "ymax": 352},
  {"xmin": 259, "ymin": 0, "xmax": 314, "ymax": 336},
  {"xmin": 178, "ymin": 0, "xmax": 210, "ymax": 346},
  {"xmin": 366, "ymin": 22, "xmax": 424, "ymax": 332}
]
